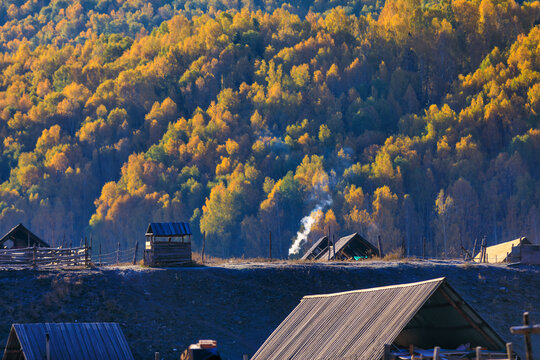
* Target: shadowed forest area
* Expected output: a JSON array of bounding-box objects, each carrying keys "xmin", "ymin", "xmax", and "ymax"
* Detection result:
[{"xmin": 0, "ymin": 0, "xmax": 539, "ymax": 258}]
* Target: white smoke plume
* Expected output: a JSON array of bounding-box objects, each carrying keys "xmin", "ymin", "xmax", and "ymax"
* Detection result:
[
  {"xmin": 288, "ymin": 195, "xmax": 332, "ymax": 256},
  {"xmin": 288, "ymin": 207, "xmax": 323, "ymax": 256}
]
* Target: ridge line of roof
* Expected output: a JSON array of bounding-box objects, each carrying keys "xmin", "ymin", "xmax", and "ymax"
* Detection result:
[{"xmin": 301, "ymin": 277, "xmax": 446, "ymax": 299}]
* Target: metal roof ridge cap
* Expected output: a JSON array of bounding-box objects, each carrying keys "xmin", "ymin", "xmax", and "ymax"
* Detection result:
[{"xmin": 301, "ymin": 277, "xmax": 447, "ymax": 300}]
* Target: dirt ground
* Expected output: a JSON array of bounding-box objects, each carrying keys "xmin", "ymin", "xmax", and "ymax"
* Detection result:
[{"xmin": 0, "ymin": 260, "xmax": 538, "ymax": 360}]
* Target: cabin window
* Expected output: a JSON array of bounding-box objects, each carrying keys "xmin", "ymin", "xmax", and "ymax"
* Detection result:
[{"xmin": 3, "ymin": 239, "xmax": 13, "ymax": 249}]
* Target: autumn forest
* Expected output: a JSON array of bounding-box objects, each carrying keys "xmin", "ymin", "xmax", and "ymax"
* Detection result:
[{"xmin": 0, "ymin": 0, "xmax": 539, "ymax": 258}]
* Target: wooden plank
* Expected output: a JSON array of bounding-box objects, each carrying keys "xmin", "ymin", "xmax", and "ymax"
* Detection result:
[{"xmin": 510, "ymin": 325, "xmax": 540, "ymax": 335}]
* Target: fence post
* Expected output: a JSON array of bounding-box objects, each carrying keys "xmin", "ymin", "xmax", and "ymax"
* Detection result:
[
  {"xmin": 333, "ymin": 234, "xmax": 336, "ymax": 259},
  {"xmin": 202, "ymin": 232, "xmax": 206, "ymax": 264},
  {"xmin": 378, "ymin": 235, "xmax": 384, "ymax": 258},
  {"xmin": 422, "ymin": 237, "xmax": 426, "ymax": 259},
  {"xmin": 155, "ymin": 352, "xmax": 159, "ymax": 360},
  {"xmin": 480, "ymin": 237, "xmax": 486, "ymax": 263},
  {"xmin": 32, "ymin": 245, "xmax": 37, "ymax": 269},
  {"xmin": 132, "ymin": 240, "xmax": 139, "ymax": 265},
  {"xmin": 116, "ymin": 241, "xmax": 120, "ymax": 264},
  {"xmin": 433, "ymin": 346, "xmax": 440, "ymax": 360},
  {"xmin": 506, "ymin": 343, "xmax": 513, "ymax": 360},
  {"xmin": 269, "ymin": 231, "xmax": 272, "ymax": 260},
  {"xmin": 84, "ymin": 237, "xmax": 88, "ymax": 267},
  {"xmin": 476, "ymin": 346, "xmax": 482, "ymax": 360},
  {"xmin": 523, "ymin": 312, "xmax": 533, "ymax": 360}
]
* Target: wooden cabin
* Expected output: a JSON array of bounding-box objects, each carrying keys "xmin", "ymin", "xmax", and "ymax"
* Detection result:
[
  {"xmin": 144, "ymin": 222, "xmax": 192, "ymax": 266},
  {"xmin": 252, "ymin": 278, "xmax": 507, "ymax": 360},
  {"xmin": 2, "ymin": 322, "xmax": 134, "ymax": 360},
  {"xmin": 0, "ymin": 224, "xmax": 49, "ymax": 249}
]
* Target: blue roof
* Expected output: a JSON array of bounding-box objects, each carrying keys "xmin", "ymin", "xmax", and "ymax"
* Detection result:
[
  {"xmin": 3, "ymin": 323, "xmax": 134, "ymax": 360},
  {"xmin": 146, "ymin": 222, "xmax": 192, "ymax": 237}
]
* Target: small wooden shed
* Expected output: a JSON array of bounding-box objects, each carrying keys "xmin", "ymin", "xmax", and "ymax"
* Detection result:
[
  {"xmin": 2, "ymin": 322, "xmax": 134, "ymax": 360},
  {"xmin": 0, "ymin": 224, "xmax": 49, "ymax": 249},
  {"xmin": 144, "ymin": 222, "xmax": 192, "ymax": 266}
]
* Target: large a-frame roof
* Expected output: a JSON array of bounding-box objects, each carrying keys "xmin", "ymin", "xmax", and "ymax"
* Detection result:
[
  {"xmin": 251, "ymin": 278, "xmax": 505, "ymax": 360},
  {"xmin": 0, "ymin": 223, "xmax": 49, "ymax": 248}
]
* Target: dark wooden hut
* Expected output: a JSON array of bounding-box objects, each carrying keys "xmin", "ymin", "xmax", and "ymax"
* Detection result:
[
  {"xmin": 144, "ymin": 222, "xmax": 192, "ymax": 266},
  {"xmin": 252, "ymin": 278, "xmax": 506, "ymax": 360},
  {"xmin": 2, "ymin": 322, "xmax": 134, "ymax": 360},
  {"xmin": 317, "ymin": 232, "xmax": 379, "ymax": 260},
  {"xmin": 300, "ymin": 236, "xmax": 329, "ymax": 260},
  {"xmin": 0, "ymin": 224, "xmax": 49, "ymax": 249}
]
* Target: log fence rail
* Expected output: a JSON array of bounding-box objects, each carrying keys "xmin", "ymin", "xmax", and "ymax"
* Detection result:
[{"xmin": 0, "ymin": 246, "xmax": 89, "ymax": 268}]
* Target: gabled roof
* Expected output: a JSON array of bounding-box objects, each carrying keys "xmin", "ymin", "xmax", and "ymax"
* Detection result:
[
  {"xmin": 0, "ymin": 223, "xmax": 49, "ymax": 248},
  {"xmin": 474, "ymin": 237, "xmax": 531, "ymax": 263},
  {"xmin": 252, "ymin": 278, "xmax": 505, "ymax": 360},
  {"xmin": 318, "ymin": 232, "xmax": 379, "ymax": 260},
  {"xmin": 301, "ymin": 236, "xmax": 329, "ymax": 260},
  {"xmin": 145, "ymin": 222, "xmax": 192, "ymax": 237},
  {"xmin": 2, "ymin": 323, "xmax": 134, "ymax": 360}
]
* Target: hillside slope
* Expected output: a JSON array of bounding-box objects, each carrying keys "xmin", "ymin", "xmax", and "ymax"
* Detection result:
[
  {"xmin": 0, "ymin": 262, "xmax": 538, "ymax": 359},
  {"xmin": 1, "ymin": 0, "xmax": 539, "ymax": 259}
]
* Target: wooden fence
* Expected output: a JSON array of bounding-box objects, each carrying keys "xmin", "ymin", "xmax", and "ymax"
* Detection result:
[{"xmin": 0, "ymin": 246, "xmax": 89, "ymax": 268}]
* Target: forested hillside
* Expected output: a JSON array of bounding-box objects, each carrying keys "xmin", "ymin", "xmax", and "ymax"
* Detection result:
[{"xmin": 0, "ymin": 0, "xmax": 539, "ymax": 257}]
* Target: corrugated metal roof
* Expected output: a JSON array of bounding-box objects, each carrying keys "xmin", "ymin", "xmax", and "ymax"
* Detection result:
[
  {"xmin": 474, "ymin": 237, "xmax": 531, "ymax": 263},
  {"xmin": 2, "ymin": 323, "xmax": 134, "ymax": 360},
  {"xmin": 0, "ymin": 223, "xmax": 49, "ymax": 248},
  {"xmin": 251, "ymin": 278, "xmax": 505, "ymax": 360},
  {"xmin": 146, "ymin": 222, "xmax": 192, "ymax": 237}
]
